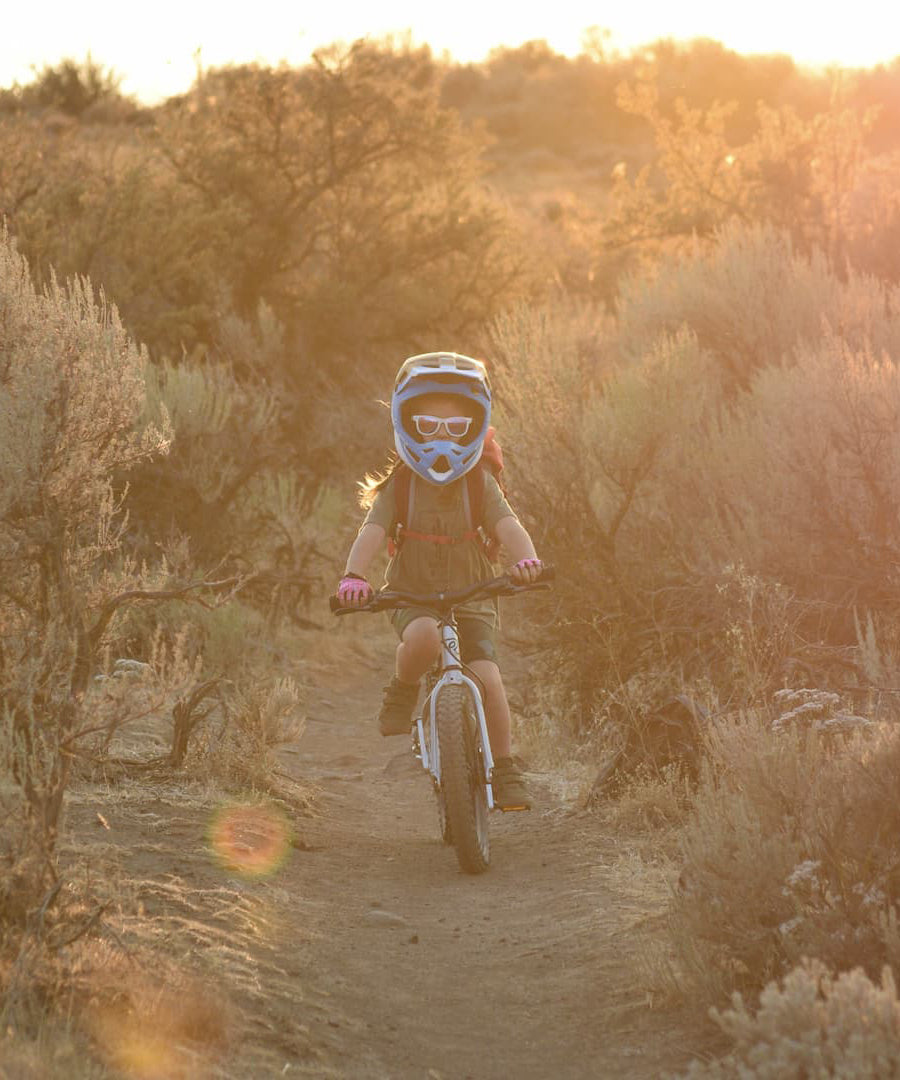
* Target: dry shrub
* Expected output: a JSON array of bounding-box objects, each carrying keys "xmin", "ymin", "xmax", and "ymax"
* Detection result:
[
  {"xmin": 599, "ymin": 762, "xmax": 694, "ymax": 835},
  {"xmin": 116, "ymin": 598, "xmax": 269, "ymax": 684},
  {"xmin": 489, "ymin": 298, "xmax": 781, "ymax": 729},
  {"xmin": 131, "ymin": 333, "xmax": 341, "ymax": 630},
  {"xmin": 0, "ymin": 227, "xmax": 170, "ymax": 911},
  {"xmin": 615, "ymin": 224, "xmax": 831, "ymax": 375},
  {"xmin": 681, "ymin": 960, "xmax": 900, "ymax": 1079},
  {"xmin": 134, "ymin": 352, "xmax": 282, "ymax": 563},
  {"xmin": 712, "ymin": 333, "xmax": 900, "ymax": 620},
  {"xmin": 615, "ymin": 222, "xmax": 900, "ymax": 381},
  {"xmin": 669, "ymin": 710, "xmax": 900, "ymax": 1008},
  {"xmin": 488, "ymin": 225, "xmax": 900, "ymax": 764},
  {"xmin": 188, "ymin": 677, "xmax": 306, "ymax": 800}
]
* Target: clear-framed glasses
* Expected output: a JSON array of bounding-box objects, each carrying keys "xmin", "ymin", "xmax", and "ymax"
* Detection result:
[{"xmin": 411, "ymin": 414, "xmax": 474, "ymax": 439}]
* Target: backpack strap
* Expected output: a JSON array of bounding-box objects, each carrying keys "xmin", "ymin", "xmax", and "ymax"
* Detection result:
[
  {"xmin": 398, "ymin": 467, "xmax": 415, "ymax": 528},
  {"xmin": 464, "ymin": 465, "xmax": 485, "ymax": 533},
  {"xmin": 387, "ymin": 466, "xmax": 413, "ymax": 558},
  {"xmin": 387, "ymin": 463, "xmax": 484, "ymax": 554},
  {"xmin": 469, "ymin": 463, "xmax": 503, "ymax": 562}
]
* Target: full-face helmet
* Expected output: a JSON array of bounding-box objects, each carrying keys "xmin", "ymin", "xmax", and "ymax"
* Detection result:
[{"xmin": 391, "ymin": 352, "xmax": 491, "ymax": 486}]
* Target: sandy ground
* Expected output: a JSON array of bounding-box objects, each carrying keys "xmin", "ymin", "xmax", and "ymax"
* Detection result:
[{"xmin": 265, "ymin": 627, "xmax": 709, "ymax": 1080}]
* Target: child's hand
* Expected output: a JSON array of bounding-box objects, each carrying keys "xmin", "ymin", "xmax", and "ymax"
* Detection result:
[
  {"xmin": 509, "ymin": 558, "xmax": 543, "ymax": 585},
  {"xmin": 336, "ymin": 574, "xmax": 374, "ymax": 607}
]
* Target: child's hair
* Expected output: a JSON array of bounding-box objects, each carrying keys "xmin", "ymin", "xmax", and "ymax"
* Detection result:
[{"xmin": 358, "ymin": 454, "xmax": 399, "ymax": 510}]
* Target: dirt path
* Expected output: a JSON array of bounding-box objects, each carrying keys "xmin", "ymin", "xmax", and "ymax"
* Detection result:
[
  {"xmin": 273, "ymin": 641, "xmax": 709, "ymax": 1079},
  {"xmin": 60, "ymin": 631, "xmax": 711, "ymax": 1079}
]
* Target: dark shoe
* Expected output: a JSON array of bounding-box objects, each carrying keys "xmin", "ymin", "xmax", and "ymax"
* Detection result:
[
  {"xmin": 377, "ymin": 677, "xmax": 419, "ymax": 736},
  {"xmin": 491, "ymin": 757, "xmax": 531, "ymax": 811}
]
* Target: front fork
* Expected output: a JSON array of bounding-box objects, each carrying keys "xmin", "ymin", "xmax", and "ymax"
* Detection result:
[{"xmin": 413, "ymin": 621, "xmax": 495, "ymax": 810}]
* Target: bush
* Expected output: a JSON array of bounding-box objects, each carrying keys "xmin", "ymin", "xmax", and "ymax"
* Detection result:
[
  {"xmin": 133, "ymin": 349, "xmax": 281, "ymax": 558},
  {"xmin": 607, "ymin": 77, "xmax": 897, "ymax": 284},
  {"xmin": 9, "ymin": 56, "xmax": 127, "ymax": 118},
  {"xmin": 5, "ymin": 41, "xmax": 534, "ymax": 374},
  {"xmin": 669, "ymin": 711, "xmax": 900, "ymax": 1008},
  {"xmin": 615, "ymin": 222, "xmax": 900, "ymax": 383},
  {"xmin": 0, "ymin": 229, "xmax": 170, "ymax": 909},
  {"xmin": 490, "ymin": 225, "xmax": 900, "ymax": 749},
  {"xmin": 682, "ymin": 961, "xmax": 900, "ymax": 1079},
  {"xmin": 189, "ymin": 677, "xmax": 305, "ymax": 797},
  {"xmin": 146, "ymin": 43, "xmax": 532, "ymax": 363}
]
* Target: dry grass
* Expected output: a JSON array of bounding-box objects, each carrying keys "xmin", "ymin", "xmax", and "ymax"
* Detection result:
[
  {"xmin": 2, "ymin": 762, "xmax": 317, "ymax": 1077},
  {"xmin": 596, "ymin": 764, "xmax": 695, "ymax": 838},
  {"xmin": 1, "ymin": 607, "xmax": 320, "ymax": 1077}
]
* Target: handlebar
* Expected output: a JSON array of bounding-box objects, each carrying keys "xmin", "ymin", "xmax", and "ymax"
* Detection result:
[{"xmin": 330, "ymin": 565, "xmax": 555, "ymax": 617}]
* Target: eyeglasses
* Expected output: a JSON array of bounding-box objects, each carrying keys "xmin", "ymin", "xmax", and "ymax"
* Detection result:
[{"xmin": 411, "ymin": 414, "xmax": 474, "ymax": 439}]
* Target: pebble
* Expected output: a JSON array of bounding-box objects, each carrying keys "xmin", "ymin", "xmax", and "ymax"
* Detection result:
[{"xmin": 363, "ymin": 909, "xmax": 408, "ymax": 929}]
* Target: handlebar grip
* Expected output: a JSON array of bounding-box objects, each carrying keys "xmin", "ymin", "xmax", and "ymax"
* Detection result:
[
  {"xmin": 331, "ymin": 594, "xmax": 380, "ymax": 615},
  {"xmin": 330, "ymin": 595, "xmax": 364, "ymax": 615}
]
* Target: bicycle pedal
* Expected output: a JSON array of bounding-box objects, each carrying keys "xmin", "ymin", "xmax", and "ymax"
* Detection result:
[{"xmin": 498, "ymin": 804, "xmax": 530, "ymax": 813}]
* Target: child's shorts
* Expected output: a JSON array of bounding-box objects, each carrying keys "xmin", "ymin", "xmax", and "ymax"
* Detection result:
[{"xmin": 390, "ymin": 608, "xmax": 499, "ymax": 665}]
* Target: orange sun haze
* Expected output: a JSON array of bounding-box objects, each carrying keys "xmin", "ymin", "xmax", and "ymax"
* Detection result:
[{"xmin": 1, "ymin": 1, "xmax": 898, "ymax": 105}]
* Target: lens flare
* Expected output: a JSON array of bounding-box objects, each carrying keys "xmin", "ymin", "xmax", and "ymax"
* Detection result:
[
  {"xmin": 89, "ymin": 975, "xmax": 228, "ymax": 1079},
  {"xmin": 207, "ymin": 801, "xmax": 293, "ymax": 879}
]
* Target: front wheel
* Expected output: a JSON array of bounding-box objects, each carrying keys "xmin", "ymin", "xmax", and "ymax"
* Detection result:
[
  {"xmin": 435, "ymin": 684, "xmax": 489, "ymax": 874},
  {"xmin": 420, "ymin": 699, "xmax": 452, "ymax": 845}
]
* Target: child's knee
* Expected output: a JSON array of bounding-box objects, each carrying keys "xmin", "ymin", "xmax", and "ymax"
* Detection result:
[{"xmin": 400, "ymin": 619, "xmax": 441, "ymax": 661}]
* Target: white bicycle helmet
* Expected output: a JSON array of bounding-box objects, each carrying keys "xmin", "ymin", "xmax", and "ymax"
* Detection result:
[{"xmin": 391, "ymin": 352, "xmax": 491, "ymax": 485}]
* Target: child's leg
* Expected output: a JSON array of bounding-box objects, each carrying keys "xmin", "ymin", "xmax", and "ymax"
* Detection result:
[
  {"xmin": 378, "ymin": 615, "xmax": 441, "ymax": 737},
  {"xmin": 468, "ymin": 659, "xmax": 511, "ymax": 758},
  {"xmin": 457, "ymin": 618, "xmax": 529, "ymax": 807},
  {"xmin": 469, "ymin": 659, "xmax": 530, "ymax": 808},
  {"xmin": 396, "ymin": 616, "xmax": 441, "ymax": 683}
]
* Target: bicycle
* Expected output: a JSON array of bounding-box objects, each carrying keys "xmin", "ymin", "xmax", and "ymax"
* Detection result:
[{"xmin": 330, "ymin": 567, "xmax": 554, "ymax": 874}]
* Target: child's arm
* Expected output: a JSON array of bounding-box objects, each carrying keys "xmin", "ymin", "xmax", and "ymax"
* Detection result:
[
  {"xmin": 344, "ymin": 523, "xmax": 386, "ymax": 579},
  {"xmin": 336, "ymin": 523, "xmax": 386, "ymax": 607},
  {"xmin": 494, "ymin": 515, "xmax": 542, "ymax": 584}
]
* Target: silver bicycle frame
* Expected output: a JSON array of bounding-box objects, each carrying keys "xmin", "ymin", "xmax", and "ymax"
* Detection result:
[{"xmin": 415, "ymin": 618, "xmax": 495, "ymax": 810}]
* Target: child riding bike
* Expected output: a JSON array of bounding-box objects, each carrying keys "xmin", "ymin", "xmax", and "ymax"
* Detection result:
[{"xmin": 335, "ymin": 352, "xmax": 544, "ymax": 810}]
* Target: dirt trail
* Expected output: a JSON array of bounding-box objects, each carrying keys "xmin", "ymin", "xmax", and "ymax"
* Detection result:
[
  {"xmin": 61, "ymin": 630, "xmax": 710, "ymax": 1079},
  {"xmin": 275, "ymin": 641, "xmax": 708, "ymax": 1079}
]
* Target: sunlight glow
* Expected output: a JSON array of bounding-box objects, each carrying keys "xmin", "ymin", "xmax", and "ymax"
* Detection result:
[{"xmin": 2, "ymin": 1, "xmax": 899, "ymax": 104}]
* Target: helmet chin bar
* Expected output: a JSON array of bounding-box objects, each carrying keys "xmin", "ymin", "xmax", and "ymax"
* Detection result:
[{"xmin": 398, "ymin": 438, "xmax": 482, "ymax": 485}]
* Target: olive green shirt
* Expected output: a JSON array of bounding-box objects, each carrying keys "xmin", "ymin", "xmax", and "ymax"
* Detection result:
[{"xmin": 362, "ymin": 471, "xmax": 517, "ymax": 626}]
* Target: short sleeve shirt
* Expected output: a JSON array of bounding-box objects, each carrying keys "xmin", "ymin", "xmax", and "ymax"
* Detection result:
[{"xmin": 362, "ymin": 470, "xmax": 517, "ymax": 626}]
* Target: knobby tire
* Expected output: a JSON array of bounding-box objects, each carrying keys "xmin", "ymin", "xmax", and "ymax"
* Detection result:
[
  {"xmin": 436, "ymin": 684, "xmax": 489, "ymax": 874},
  {"xmin": 421, "ymin": 692, "xmax": 453, "ymax": 845}
]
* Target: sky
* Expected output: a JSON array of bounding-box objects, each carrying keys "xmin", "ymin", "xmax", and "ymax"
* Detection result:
[{"xmin": 3, "ymin": 1, "xmax": 899, "ymax": 104}]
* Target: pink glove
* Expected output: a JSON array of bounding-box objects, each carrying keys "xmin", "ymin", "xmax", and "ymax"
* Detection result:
[
  {"xmin": 510, "ymin": 558, "xmax": 542, "ymax": 583},
  {"xmin": 337, "ymin": 574, "xmax": 373, "ymax": 607}
]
